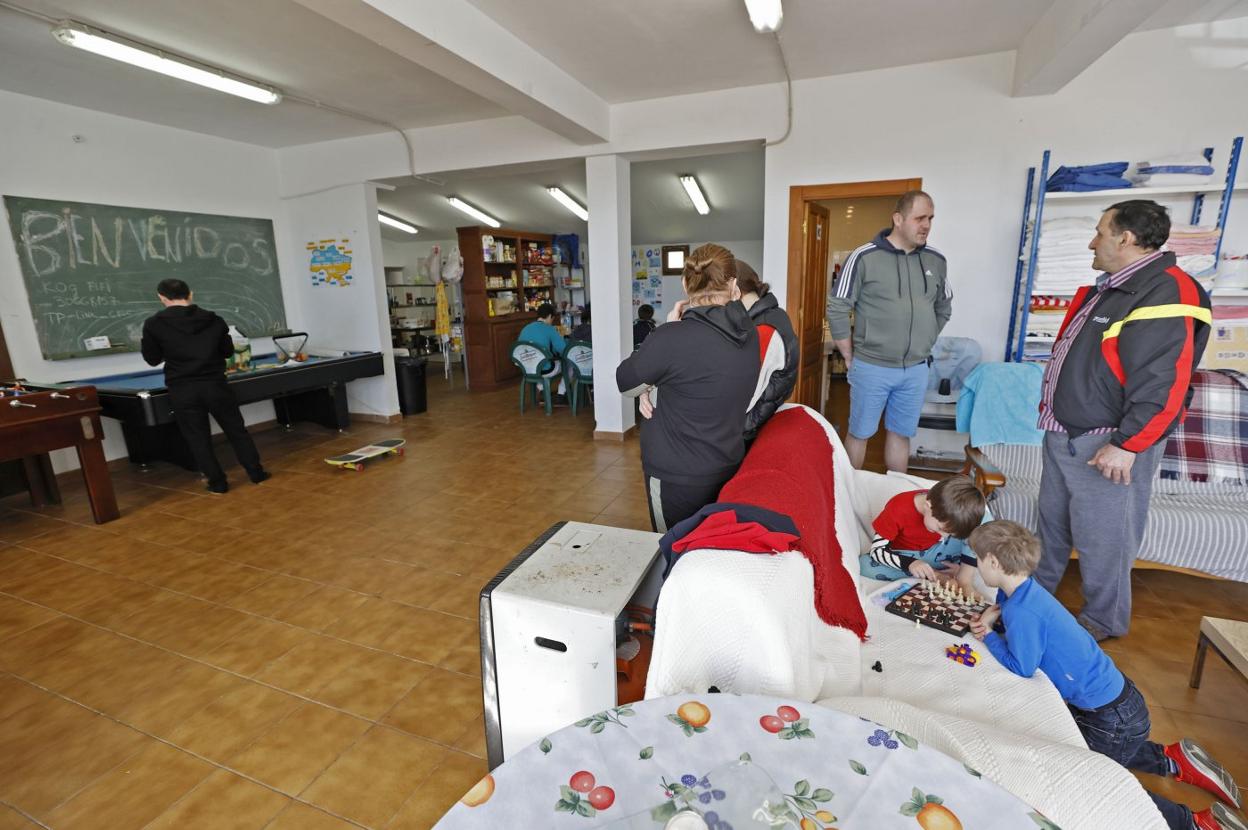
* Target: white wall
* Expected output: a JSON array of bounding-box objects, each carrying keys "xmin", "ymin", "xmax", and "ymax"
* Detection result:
[
  {"xmin": 381, "ymin": 237, "xmax": 457, "ymax": 278},
  {"xmin": 278, "ymin": 17, "xmax": 1248, "ymax": 364},
  {"xmin": 760, "ymin": 18, "xmax": 1248, "ymax": 359},
  {"xmin": 630, "ymin": 238, "xmax": 764, "ymax": 321},
  {"xmin": 0, "ymin": 90, "xmax": 298, "ymax": 469},
  {"xmin": 283, "ymin": 184, "xmax": 398, "ymax": 418}
]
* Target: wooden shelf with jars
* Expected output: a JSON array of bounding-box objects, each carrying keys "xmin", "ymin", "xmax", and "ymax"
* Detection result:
[{"xmin": 457, "ymin": 225, "xmax": 563, "ymax": 390}]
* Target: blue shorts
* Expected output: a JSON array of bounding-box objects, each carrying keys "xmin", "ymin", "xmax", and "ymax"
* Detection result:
[{"xmin": 847, "ymin": 358, "xmax": 929, "ymax": 440}]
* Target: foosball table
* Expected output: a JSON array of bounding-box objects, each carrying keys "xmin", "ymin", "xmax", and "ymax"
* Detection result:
[{"xmin": 0, "ymin": 381, "xmax": 119, "ymax": 524}]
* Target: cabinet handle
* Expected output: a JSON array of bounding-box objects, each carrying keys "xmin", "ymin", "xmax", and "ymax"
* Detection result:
[
  {"xmin": 9, "ymin": 400, "xmax": 36, "ymax": 408},
  {"xmin": 50, "ymin": 392, "xmax": 70, "ymax": 399}
]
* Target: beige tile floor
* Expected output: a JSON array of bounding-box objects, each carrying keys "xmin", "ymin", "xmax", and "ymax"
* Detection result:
[{"xmin": 0, "ymin": 378, "xmax": 1244, "ymax": 828}]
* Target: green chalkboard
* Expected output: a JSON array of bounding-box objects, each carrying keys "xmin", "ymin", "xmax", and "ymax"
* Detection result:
[{"xmin": 3, "ymin": 195, "xmax": 287, "ymax": 360}]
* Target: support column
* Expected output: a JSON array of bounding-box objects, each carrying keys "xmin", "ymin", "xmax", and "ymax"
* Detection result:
[{"xmin": 585, "ymin": 154, "xmax": 634, "ymax": 438}]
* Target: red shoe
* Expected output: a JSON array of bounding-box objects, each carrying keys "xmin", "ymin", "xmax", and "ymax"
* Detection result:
[
  {"xmin": 1194, "ymin": 803, "xmax": 1248, "ymax": 830},
  {"xmin": 1167, "ymin": 739, "xmax": 1241, "ymax": 807}
]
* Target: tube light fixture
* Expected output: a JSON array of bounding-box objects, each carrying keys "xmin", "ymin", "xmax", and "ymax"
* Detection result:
[
  {"xmin": 447, "ymin": 197, "xmax": 501, "ymax": 228},
  {"xmin": 378, "ymin": 213, "xmax": 418, "ymax": 234},
  {"xmin": 546, "ymin": 187, "xmax": 588, "ymax": 221},
  {"xmin": 679, "ymin": 175, "xmax": 711, "ymax": 215},
  {"xmin": 51, "ymin": 22, "xmax": 281, "ymax": 105},
  {"xmin": 743, "ymin": 0, "xmax": 783, "ymax": 32}
]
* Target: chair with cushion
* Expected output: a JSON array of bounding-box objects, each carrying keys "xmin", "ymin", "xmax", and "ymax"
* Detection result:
[
  {"xmin": 563, "ymin": 340, "xmax": 594, "ymax": 416},
  {"xmin": 509, "ymin": 341, "xmax": 559, "ymax": 415}
]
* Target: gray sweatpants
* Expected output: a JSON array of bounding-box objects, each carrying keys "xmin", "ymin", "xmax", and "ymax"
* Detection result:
[{"xmin": 1033, "ymin": 431, "xmax": 1163, "ymax": 637}]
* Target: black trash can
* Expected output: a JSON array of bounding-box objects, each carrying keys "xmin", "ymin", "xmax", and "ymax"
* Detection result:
[{"xmin": 396, "ymin": 356, "xmax": 428, "ymax": 415}]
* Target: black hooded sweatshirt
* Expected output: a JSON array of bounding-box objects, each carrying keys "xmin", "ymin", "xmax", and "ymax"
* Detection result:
[
  {"xmin": 140, "ymin": 305, "xmax": 233, "ymax": 385},
  {"xmin": 616, "ymin": 301, "xmax": 760, "ymax": 486}
]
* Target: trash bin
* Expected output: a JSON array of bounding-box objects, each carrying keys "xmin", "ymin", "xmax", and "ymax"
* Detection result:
[{"xmin": 396, "ymin": 356, "xmax": 428, "ymax": 415}]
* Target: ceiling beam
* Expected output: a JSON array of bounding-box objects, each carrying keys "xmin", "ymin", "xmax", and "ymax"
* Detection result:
[
  {"xmin": 1012, "ymin": 0, "xmax": 1170, "ymax": 96},
  {"xmin": 294, "ymin": 0, "xmax": 610, "ymax": 144}
]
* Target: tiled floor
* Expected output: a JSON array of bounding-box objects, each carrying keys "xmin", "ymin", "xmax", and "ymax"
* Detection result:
[{"xmin": 0, "ymin": 379, "xmax": 1244, "ymax": 828}]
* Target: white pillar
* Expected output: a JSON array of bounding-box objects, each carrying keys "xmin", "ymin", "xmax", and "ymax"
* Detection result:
[{"xmin": 586, "ymin": 154, "xmax": 634, "ymax": 437}]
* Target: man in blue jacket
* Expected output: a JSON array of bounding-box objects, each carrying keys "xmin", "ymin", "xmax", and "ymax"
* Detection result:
[{"xmin": 826, "ymin": 191, "xmax": 952, "ymax": 472}]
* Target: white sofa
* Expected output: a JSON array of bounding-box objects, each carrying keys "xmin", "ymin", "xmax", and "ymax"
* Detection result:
[{"xmin": 646, "ymin": 405, "xmax": 1165, "ymax": 830}]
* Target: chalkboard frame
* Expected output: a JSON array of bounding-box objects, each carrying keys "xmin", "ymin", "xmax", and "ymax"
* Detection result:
[{"xmin": 3, "ymin": 195, "xmax": 287, "ymax": 361}]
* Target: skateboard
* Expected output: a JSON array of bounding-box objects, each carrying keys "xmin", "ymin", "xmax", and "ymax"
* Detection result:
[{"xmin": 325, "ymin": 438, "xmax": 406, "ymax": 471}]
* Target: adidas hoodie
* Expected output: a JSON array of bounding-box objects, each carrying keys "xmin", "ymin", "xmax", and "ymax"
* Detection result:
[
  {"xmin": 617, "ymin": 301, "xmax": 760, "ymax": 486},
  {"xmin": 826, "ymin": 229, "xmax": 952, "ymax": 368}
]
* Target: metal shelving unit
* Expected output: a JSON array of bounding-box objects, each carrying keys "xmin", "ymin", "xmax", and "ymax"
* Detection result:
[{"xmin": 1005, "ymin": 137, "xmax": 1243, "ymax": 363}]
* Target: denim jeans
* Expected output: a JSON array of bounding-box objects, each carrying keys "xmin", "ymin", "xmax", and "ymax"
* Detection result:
[{"xmin": 1070, "ymin": 678, "xmax": 1191, "ymax": 830}]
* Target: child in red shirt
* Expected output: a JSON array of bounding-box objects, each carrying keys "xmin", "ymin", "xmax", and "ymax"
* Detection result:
[{"xmin": 859, "ymin": 475, "xmax": 986, "ymax": 594}]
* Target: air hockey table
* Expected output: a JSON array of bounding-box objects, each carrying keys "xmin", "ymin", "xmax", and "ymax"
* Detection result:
[{"xmin": 64, "ymin": 351, "xmax": 384, "ymax": 470}]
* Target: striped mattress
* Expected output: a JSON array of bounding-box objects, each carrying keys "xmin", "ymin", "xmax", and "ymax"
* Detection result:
[{"xmin": 982, "ymin": 443, "xmax": 1248, "ymax": 582}]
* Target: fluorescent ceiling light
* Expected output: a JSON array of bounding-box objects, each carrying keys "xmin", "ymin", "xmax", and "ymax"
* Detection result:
[
  {"xmin": 547, "ymin": 187, "xmax": 588, "ymax": 221},
  {"xmin": 51, "ymin": 22, "xmax": 281, "ymax": 105},
  {"xmin": 447, "ymin": 197, "xmax": 501, "ymax": 228},
  {"xmin": 679, "ymin": 175, "xmax": 711, "ymax": 215},
  {"xmin": 378, "ymin": 213, "xmax": 418, "ymax": 234},
  {"xmin": 743, "ymin": 0, "xmax": 783, "ymax": 32}
]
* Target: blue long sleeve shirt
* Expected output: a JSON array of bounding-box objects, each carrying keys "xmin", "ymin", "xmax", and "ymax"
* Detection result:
[
  {"xmin": 518, "ymin": 320, "xmax": 566, "ymax": 357},
  {"xmin": 983, "ymin": 577, "xmax": 1125, "ymax": 710}
]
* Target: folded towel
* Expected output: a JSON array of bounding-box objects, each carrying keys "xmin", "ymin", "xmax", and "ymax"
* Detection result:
[{"xmin": 1047, "ymin": 163, "xmax": 1131, "ymax": 193}]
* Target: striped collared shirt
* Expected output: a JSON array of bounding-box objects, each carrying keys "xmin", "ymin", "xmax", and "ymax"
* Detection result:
[{"xmin": 1037, "ymin": 251, "xmax": 1166, "ymax": 433}]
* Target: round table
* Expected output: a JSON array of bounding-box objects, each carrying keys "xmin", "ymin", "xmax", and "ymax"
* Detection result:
[{"xmin": 435, "ymin": 693, "xmax": 1061, "ymax": 829}]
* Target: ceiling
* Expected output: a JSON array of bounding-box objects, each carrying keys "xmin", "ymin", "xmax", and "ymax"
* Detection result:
[
  {"xmin": 0, "ymin": 0, "xmax": 504, "ymax": 147},
  {"xmin": 376, "ymin": 148, "xmax": 764, "ymax": 244},
  {"xmin": 2, "ymin": 0, "xmax": 1246, "ymax": 148}
]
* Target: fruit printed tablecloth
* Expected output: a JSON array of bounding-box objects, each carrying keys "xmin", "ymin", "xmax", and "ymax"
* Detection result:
[{"xmin": 434, "ymin": 693, "xmax": 1060, "ymax": 829}]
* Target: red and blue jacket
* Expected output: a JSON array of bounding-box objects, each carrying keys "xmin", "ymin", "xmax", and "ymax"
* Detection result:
[{"xmin": 1052, "ymin": 251, "xmax": 1211, "ymax": 452}]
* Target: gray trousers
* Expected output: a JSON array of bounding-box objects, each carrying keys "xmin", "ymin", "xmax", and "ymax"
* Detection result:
[{"xmin": 1034, "ymin": 431, "xmax": 1163, "ymax": 637}]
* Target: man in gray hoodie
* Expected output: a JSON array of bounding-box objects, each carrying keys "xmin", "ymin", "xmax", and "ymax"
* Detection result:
[{"xmin": 826, "ymin": 191, "xmax": 951, "ymax": 471}]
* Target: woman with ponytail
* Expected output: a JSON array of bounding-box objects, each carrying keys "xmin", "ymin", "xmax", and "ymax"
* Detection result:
[{"xmin": 616, "ymin": 244, "xmax": 760, "ymax": 532}]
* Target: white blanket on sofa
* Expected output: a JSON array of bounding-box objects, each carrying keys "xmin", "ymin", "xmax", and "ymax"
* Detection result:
[{"xmin": 645, "ymin": 405, "xmax": 1165, "ymax": 829}]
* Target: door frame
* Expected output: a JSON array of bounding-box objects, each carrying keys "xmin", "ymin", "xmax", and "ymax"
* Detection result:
[{"xmin": 784, "ymin": 178, "xmax": 922, "ymax": 405}]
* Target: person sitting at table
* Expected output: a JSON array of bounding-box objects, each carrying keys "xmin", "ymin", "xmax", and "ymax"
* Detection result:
[
  {"xmin": 140, "ymin": 278, "xmax": 270, "ymax": 494},
  {"xmin": 633, "ymin": 304, "xmax": 657, "ymax": 350},
  {"xmin": 969, "ymin": 520, "xmax": 1245, "ymax": 830},
  {"xmin": 616, "ymin": 244, "xmax": 759, "ymax": 532},
  {"xmin": 519, "ymin": 303, "xmax": 570, "ymax": 405},
  {"xmin": 571, "ymin": 304, "xmax": 592, "ymax": 343}
]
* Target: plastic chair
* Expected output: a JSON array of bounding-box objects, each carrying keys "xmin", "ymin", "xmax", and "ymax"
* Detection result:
[
  {"xmin": 564, "ymin": 340, "xmax": 594, "ymax": 416},
  {"xmin": 510, "ymin": 341, "xmax": 559, "ymax": 415}
]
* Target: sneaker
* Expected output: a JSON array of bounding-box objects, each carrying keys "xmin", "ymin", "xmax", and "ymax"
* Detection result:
[
  {"xmin": 249, "ymin": 470, "xmax": 272, "ymax": 484},
  {"xmin": 1167, "ymin": 739, "xmax": 1241, "ymax": 807},
  {"xmin": 206, "ymin": 481, "xmax": 229, "ymax": 495},
  {"xmin": 1194, "ymin": 803, "xmax": 1248, "ymax": 830}
]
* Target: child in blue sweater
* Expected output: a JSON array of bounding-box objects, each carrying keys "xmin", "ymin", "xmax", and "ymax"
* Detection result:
[{"xmin": 968, "ymin": 520, "xmax": 1244, "ymax": 830}]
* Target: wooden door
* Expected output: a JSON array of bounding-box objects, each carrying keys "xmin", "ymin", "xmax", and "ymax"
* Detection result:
[{"xmin": 793, "ymin": 201, "xmax": 830, "ymax": 408}]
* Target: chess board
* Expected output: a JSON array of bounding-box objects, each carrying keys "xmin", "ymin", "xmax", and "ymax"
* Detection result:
[{"xmin": 884, "ymin": 581, "xmax": 991, "ymax": 637}]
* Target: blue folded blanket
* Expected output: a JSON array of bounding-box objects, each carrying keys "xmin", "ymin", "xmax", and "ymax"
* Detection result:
[{"xmin": 1047, "ymin": 163, "xmax": 1131, "ymax": 193}]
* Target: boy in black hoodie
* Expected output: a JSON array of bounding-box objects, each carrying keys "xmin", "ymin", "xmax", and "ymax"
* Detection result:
[
  {"xmin": 616, "ymin": 245, "xmax": 759, "ymax": 532},
  {"xmin": 140, "ymin": 279, "xmax": 269, "ymax": 494}
]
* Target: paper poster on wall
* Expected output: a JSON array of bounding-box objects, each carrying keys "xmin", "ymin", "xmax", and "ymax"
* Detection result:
[{"xmin": 308, "ymin": 239, "xmax": 354, "ymax": 287}]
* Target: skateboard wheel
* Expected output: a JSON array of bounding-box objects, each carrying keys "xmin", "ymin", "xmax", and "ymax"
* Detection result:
[
  {"xmin": 397, "ymin": 448, "xmax": 405, "ymax": 456},
  {"xmin": 354, "ymin": 463, "xmax": 364, "ymax": 472}
]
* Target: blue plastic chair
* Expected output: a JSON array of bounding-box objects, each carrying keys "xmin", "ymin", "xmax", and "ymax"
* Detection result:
[
  {"xmin": 510, "ymin": 340, "xmax": 559, "ymax": 415},
  {"xmin": 564, "ymin": 340, "xmax": 594, "ymax": 415}
]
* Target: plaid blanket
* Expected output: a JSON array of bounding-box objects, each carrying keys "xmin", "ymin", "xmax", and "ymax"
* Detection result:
[{"xmin": 1160, "ymin": 369, "xmax": 1248, "ymax": 484}]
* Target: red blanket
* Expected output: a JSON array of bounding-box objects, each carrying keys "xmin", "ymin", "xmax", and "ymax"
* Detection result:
[{"xmin": 718, "ymin": 407, "xmax": 868, "ymax": 639}]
